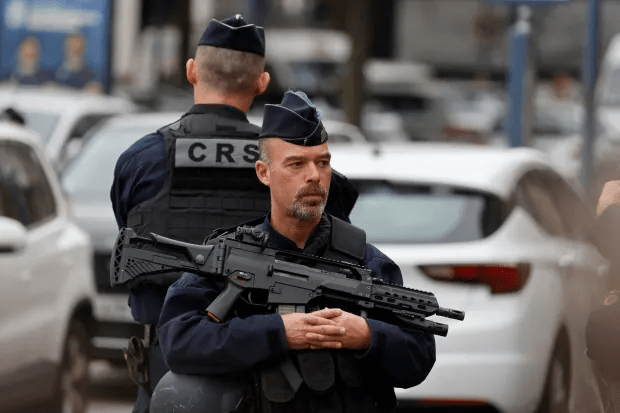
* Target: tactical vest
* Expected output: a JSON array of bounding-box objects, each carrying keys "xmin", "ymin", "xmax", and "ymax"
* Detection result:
[
  {"xmin": 126, "ymin": 112, "xmax": 270, "ymax": 244},
  {"xmin": 257, "ymin": 217, "xmax": 397, "ymax": 413}
]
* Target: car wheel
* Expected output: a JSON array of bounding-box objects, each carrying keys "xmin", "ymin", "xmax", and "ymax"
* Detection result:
[
  {"xmin": 54, "ymin": 319, "xmax": 91, "ymax": 413},
  {"xmin": 537, "ymin": 340, "xmax": 571, "ymax": 413}
]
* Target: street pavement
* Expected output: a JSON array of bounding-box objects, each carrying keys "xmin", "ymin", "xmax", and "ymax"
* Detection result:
[
  {"xmin": 89, "ymin": 400, "xmax": 134, "ymax": 413},
  {"xmin": 88, "ymin": 361, "xmax": 135, "ymax": 413}
]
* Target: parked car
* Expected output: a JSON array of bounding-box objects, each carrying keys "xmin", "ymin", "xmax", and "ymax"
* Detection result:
[
  {"xmin": 60, "ymin": 112, "xmax": 183, "ymax": 364},
  {"xmin": 0, "ymin": 86, "xmax": 139, "ymax": 170},
  {"xmin": 363, "ymin": 60, "xmax": 449, "ymax": 142},
  {"xmin": 328, "ymin": 143, "xmax": 610, "ymax": 413},
  {"xmin": 0, "ymin": 120, "xmax": 96, "ymax": 412},
  {"xmin": 258, "ymin": 28, "xmax": 351, "ymax": 106}
]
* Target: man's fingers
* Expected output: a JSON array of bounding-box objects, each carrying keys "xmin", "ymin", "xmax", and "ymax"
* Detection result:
[
  {"xmin": 306, "ymin": 326, "xmax": 345, "ymax": 339},
  {"xmin": 310, "ymin": 308, "xmax": 343, "ymax": 319},
  {"xmin": 308, "ymin": 341, "xmax": 342, "ymax": 350},
  {"xmin": 306, "ymin": 314, "xmax": 338, "ymax": 325}
]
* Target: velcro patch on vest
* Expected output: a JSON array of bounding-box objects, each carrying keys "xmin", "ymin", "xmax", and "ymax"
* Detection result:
[{"xmin": 175, "ymin": 138, "xmax": 259, "ymax": 168}]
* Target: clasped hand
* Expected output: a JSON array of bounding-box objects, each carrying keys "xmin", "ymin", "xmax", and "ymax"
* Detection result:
[{"xmin": 281, "ymin": 308, "xmax": 371, "ymax": 350}]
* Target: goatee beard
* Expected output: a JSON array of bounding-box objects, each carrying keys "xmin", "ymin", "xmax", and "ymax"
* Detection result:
[{"xmin": 290, "ymin": 183, "xmax": 328, "ymax": 220}]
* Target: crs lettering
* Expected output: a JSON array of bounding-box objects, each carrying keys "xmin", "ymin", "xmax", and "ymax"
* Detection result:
[{"xmin": 176, "ymin": 138, "xmax": 259, "ymax": 168}]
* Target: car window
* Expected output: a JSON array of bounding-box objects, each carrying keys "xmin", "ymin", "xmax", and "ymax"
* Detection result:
[
  {"xmin": 69, "ymin": 114, "xmax": 111, "ymax": 140},
  {"xmin": 289, "ymin": 61, "xmax": 346, "ymax": 92},
  {"xmin": 516, "ymin": 171, "xmax": 568, "ymax": 238},
  {"xmin": 0, "ymin": 142, "xmax": 56, "ymax": 227},
  {"xmin": 62, "ymin": 125, "xmax": 157, "ymax": 197},
  {"xmin": 348, "ymin": 180, "xmax": 509, "ymax": 244},
  {"xmin": 19, "ymin": 110, "xmax": 60, "ymax": 143},
  {"xmin": 369, "ymin": 95, "xmax": 429, "ymax": 112},
  {"xmin": 495, "ymin": 104, "xmax": 581, "ymax": 137}
]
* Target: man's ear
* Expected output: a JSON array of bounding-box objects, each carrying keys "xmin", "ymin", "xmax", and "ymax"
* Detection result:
[
  {"xmin": 256, "ymin": 71, "xmax": 270, "ymax": 96},
  {"xmin": 186, "ymin": 58, "xmax": 197, "ymax": 85},
  {"xmin": 255, "ymin": 160, "xmax": 271, "ymax": 187}
]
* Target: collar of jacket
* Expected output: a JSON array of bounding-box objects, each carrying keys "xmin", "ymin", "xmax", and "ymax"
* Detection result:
[
  {"xmin": 259, "ymin": 213, "xmax": 331, "ymax": 254},
  {"xmin": 186, "ymin": 104, "xmax": 249, "ymax": 122}
]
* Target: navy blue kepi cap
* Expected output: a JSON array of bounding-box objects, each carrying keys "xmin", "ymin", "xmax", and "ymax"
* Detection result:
[
  {"xmin": 198, "ymin": 15, "xmax": 265, "ymax": 56},
  {"xmin": 258, "ymin": 91, "xmax": 328, "ymax": 146}
]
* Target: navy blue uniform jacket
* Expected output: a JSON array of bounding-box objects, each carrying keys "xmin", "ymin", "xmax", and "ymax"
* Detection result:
[
  {"xmin": 112, "ymin": 105, "xmax": 256, "ymax": 324},
  {"xmin": 157, "ymin": 216, "xmax": 436, "ymax": 389}
]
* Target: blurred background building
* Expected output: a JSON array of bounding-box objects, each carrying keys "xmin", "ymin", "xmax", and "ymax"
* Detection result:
[{"xmin": 4, "ymin": 0, "xmax": 620, "ymax": 190}]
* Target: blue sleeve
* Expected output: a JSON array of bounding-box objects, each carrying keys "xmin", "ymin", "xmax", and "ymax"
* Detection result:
[
  {"xmin": 359, "ymin": 244, "xmax": 436, "ymax": 389},
  {"xmin": 129, "ymin": 285, "xmax": 168, "ymax": 325},
  {"xmin": 110, "ymin": 132, "xmax": 167, "ymax": 229},
  {"xmin": 109, "ymin": 132, "xmax": 168, "ymax": 324},
  {"xmin": 157, "ymin": 273, "xmax": 290, "ymax": 375}
]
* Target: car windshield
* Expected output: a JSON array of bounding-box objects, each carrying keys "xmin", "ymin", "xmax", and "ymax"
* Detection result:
[
  {"xmin": 288, "ymin": 61, "xmax": 346, "ymax": 92},
  {"xmin": 370, "ymin": 95, "xmax": 429, "ymax": 112},
  {"xmin": 20, "ymin": 110, "xmax": 60, "ymax": 142},
  {"xmin": 62, "ymin": 125, "xmax": 156, "ymax": 197},
  {"xmin": 349, "ymin": 180, "xmax": 507, "ymax": 244},
  {"xmin": 495, "ymin": 105, "xmax": 581, "ymax": 136}
]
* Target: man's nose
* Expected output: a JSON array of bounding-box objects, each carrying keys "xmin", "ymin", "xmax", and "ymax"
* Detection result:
[{"xmin": 305, "ymin": 163, "xmax": 320, "ymax": 181}]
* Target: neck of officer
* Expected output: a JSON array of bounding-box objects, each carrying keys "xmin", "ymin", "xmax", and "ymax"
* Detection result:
[
  {"xmin": 270, "ymin": 207, "xmax": 321, "ymax": 250},
  {"xmin": 193, "ymin": 84, "xmax": 254, "ymax": 112}
]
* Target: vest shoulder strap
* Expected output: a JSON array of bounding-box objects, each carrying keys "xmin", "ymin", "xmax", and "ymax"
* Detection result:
[
  {"xmin": 330, "ymin": 217, "xmax": 366, "ymax": 262},
  {"xmin": 158, "ymin": 113, "xmax": 260, "ymax": 141}
]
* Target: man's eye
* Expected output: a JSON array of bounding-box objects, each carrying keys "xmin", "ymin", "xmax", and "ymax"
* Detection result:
[{"xmin": 318, "ymin": 160, "xmax": 330, "ymax": 167}]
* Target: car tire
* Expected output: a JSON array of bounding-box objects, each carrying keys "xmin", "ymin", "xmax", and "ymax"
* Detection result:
[
  {"xmin": 537, "ymin": 339, "xmax": 571, "ymax": 413},
  {"xmin": 51, "ymin": 319, "xmax": 91, "ymax": 413}
]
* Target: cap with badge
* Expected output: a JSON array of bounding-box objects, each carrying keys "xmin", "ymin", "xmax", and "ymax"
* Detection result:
[
  {"xmin": 258, "ymin": 90, "xmax": 328, "ymax": 146},
  {"xmin": 198, "ymin": 14, "xmax": 265, "ymax": 56}
]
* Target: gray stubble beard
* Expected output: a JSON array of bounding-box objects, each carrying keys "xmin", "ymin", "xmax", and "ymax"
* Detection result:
[{"xmin": 290, "ymin": 198, "xmax": 327, "ymax": 220}]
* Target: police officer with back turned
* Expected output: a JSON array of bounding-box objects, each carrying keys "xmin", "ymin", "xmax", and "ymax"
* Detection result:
[
  {"xmin": 111, "ymin": 15, "xmax": 359, "ymax": 413},
  {"xmin": 152, "ymin": 91, "xmax": 436, "ymax": 413}
]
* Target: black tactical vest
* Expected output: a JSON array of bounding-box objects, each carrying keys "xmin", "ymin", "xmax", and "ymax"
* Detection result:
[
  {"xmin": 126, "ymin": 110, "xmax": 270, "ymax": 244},
  {"xmin": 257, "ymin": 217, "xmax": 397, "ymax": 413}
]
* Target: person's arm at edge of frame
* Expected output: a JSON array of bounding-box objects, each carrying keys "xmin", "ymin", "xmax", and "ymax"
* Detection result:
[
  {"xmin": 355, "ymin": 244, "xmax": 436, "ymax": 389},
  {"xmin": 592, "ymin": 180, "xmax": 620, "ymax": 263},
  {"xmin": 156, "ymin": 272, "xmax": 290, "ymax": 375}
]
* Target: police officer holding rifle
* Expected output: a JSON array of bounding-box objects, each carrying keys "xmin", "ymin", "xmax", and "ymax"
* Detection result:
[{"xmin": 150, "ymin": 91, "xmax": 438, "ymax": 413}]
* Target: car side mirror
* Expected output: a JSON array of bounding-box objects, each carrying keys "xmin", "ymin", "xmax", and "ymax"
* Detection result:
[{"xmin": 0, "ymin": 216, "xmax": 27, "ymax": 253}]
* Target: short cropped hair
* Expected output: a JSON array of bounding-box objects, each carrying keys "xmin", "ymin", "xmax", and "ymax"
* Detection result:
[
  {"xmin": 195, "ymin": 45, "xmax": 265, "ymax": 94},
  {"xmin": 258, "ymin": 138, "xmax": 272, "ymax": 166}
]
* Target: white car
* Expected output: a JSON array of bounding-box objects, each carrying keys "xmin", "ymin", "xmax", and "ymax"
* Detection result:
[
  {"xmin": 0, "ymin": 120, "xmax": 97, "ymax": 412},
  {"xmin": 0, "ymin": 86, "xmax": 139, "ymax": 169},
  {"xmin": 329, "ymin": 143, "xmax": 609, "ymax": 413}
]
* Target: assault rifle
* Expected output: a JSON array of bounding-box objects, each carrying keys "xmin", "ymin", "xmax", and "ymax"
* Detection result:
[{"xmin": 110, "ymin": 227, "xmax": 465, "ymax": 336}]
